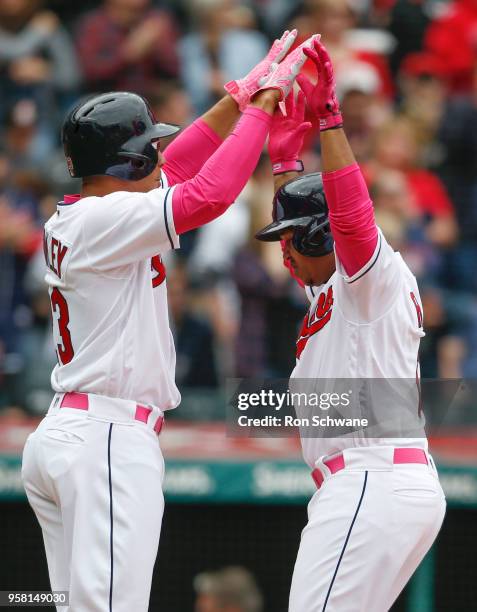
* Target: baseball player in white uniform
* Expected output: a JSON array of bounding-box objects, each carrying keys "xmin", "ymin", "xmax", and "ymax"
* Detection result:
[
  {"xmin": 256, "ymin": 39, "xmax": 446, "ymax": 611},
  {"xmin": 20, "ymin": 30, "xmax": 319, "ymax": 612}
]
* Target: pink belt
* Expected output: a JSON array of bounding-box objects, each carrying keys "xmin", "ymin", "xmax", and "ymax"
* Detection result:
[
  {"xmin": 59, "ymin": 392, "xmax": 164, "ymax": 435},
  {"xmin": 311, "ymin": 448, "xmax": 428, "ymax": 490}
]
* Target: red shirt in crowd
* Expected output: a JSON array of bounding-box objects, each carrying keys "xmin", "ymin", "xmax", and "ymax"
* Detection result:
[
  {"xmin": 76, "ymin": 7, "xmax": 179, "ymax": 94},
  {"xmin": 425, "ymin": 0, "xmax": 477, "ymax": 93},
  {"xmin": 406, "ymin": 169, "xmax": 454, "ymax": 217},
  {"xmin": 363, "ymin": 164, "xmax": 455, "ymax": 218}
]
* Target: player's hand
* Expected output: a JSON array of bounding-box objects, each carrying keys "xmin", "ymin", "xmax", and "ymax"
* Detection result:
[
  {"xmin": 123, "ymin": 17, "xmax": 165, "ymax": 61},
  {"xmin": 30, "ymin": 11, "xmax": 59, "ymax": 35},
  {"xmin": 253, "ymin": 34, "xmax": 321, "ymax": 116},
  {"xmin": 268, "ymin": 90, "xmax": 312, "ymax": 174},
  {"xmin": 296, "ymin": 38, "xmax": 343, "ymax": 131},
  {"xmin": 9, "ymin": 56, "xmax": 51, "ymax": 84},
  {"xmin": 224, "ymin": 29, "xmax": 297, "ymax": 112}
]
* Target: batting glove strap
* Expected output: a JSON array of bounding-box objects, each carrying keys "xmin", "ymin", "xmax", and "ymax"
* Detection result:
[
  {"xmin": 319, "ymin": 113, "xmax": 343, "ymax": 131},
  {"xmin": 224, "ymin": 80, "xmax": 250, "ymax": 112},
  {"xmin": 272, "ymin": 159, "xmax": 304, "ymax": 175}
]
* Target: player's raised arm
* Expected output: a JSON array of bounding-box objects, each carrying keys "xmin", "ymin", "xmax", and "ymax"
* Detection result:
[
  {"xmin": 297, "ymin": 39, "xmax": 378, "ymax": 279},
  {"xmin": 162, "ymin": 30, "xmax": 298, "ymax": 185},
  {"xmin": 267, "ymin": 91, "xmax": 312, "ymax": 286},
  {"xmin": 171, "ymin": 35, "xmax": 320, "ymax": 235}
]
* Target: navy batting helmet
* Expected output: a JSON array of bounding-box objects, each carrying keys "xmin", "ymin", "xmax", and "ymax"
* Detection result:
[
  {"xmin": 255, "ymin": 173, "xmax": 334, "ymax": 257},
  {"xmin": 62, "ymin": 92, "xmax": 180, "ymax": 181}
]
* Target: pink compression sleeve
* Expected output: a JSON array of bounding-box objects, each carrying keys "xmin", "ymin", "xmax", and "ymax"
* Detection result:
[
  {"xmin": 322, "ymin": 163, "xmax": 378, "ymax": 278},
  {"xmin": 172, "ymin": 107, "xmax": 272, "ymax": 234},
  {"xmin": 162, "ymin": 119, "xmax": 223, "ymax": 186}
]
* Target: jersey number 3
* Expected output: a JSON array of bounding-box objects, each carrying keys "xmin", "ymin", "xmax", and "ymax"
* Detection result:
[{"xmin": 50, "ymin": 288, "xmax": 74, "ymax": 365}]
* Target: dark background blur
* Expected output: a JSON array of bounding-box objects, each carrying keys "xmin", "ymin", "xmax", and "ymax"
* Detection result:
[
  {"xmin": 1, "ymin": 1, "xmax": 477, "ymax": 610},
  {"xmin": 2, "ymin": 0, "xmax": 477, "ymax": 413}
]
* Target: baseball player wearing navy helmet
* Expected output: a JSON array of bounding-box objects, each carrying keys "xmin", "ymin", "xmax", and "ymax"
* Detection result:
[
  {"xmin": 260, "ymin": 38, "xmax": 446, "ymax": 612},
  {"xmin": 21, "ymin": 29, "xmax": 318, "ymax": 611},
  {"xmin": 62, "ymin": 92, "xmax": 180, "ymax": 181},
  {"xmin": 256, "ymin": 172, "xmax": 334, "ymax": 257}
]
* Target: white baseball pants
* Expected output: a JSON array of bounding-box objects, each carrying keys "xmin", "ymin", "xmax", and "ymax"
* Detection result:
[
  {"xmin": 21, "ymin": 393, "xmax": 165, "ymax": 612},
  {"xmin": 289, "ymin": 447, "xmax": 446, "ymax": 612}
]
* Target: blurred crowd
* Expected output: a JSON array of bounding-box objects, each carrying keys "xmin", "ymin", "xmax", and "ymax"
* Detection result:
[{"xmin": 1, "ymin": 0, "xmax": 477, "ymax": 417}]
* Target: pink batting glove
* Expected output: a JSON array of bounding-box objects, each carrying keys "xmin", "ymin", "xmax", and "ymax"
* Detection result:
[
  {"xmin": 224, "ymin": 30, "xmax": 297, "ymax": 112},
  {"xmin": 296, "ymin": 38, "xmax": 343, "ymax": 131},
  {"xmin": 268, "ymin": 90, "xmax": 312, "ymax": 175},
  {"xmin": 252, "ymin": 34, "xmax": 321, "ymax": 116}
]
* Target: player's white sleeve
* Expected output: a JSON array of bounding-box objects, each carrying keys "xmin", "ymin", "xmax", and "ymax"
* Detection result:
[
  {"xmin": 334, "ymin": 229, "xmax": 402, "ymax": 323},
  {"xmin": 82, "ymin": 187, "xmax": 179, "ymax": 270}
]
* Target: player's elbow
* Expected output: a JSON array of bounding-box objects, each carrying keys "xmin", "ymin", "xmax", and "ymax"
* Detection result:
[
  {"xmin": 211, "ymin": 192, "xmax": 235, "ymax": 209},
  {"xmin": 173, "ymin": 183, "xmax": 234, "ymax": 233},
  {"xmin": 200, "ymin": 183, "xmax": 236, "ymax": 213}
]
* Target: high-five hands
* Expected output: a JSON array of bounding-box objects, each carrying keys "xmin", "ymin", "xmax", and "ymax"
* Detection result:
[
  {"xmin": 224, "ymin": 30, "xmax": 298, "ymax": 112},
  {"xmin": 226, "ymin": 32, "xmax": 343, "ymax": 128},
  {"xmin": 253, "ymin": 34, "xmax": 320, "ymax": 116},
  {"xmin": 224, "ymin": 31, "xmax": 321, "ymax": 116},
  {"xmin": 266, "ymin": 37, "xmax": 345, "ymax": 175},
  {"xmin": 296, "ymin": 38, "xmax": 343, "ymax": 131}
]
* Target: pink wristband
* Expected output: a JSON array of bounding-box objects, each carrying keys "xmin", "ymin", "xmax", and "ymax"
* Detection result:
[
  {"xmin": 272, "ymin": 160, "xmax": 304, "ymax": 175},
  {"xmin": 319, "ymin": 113, "xmax": 343, "ymax": 132}
]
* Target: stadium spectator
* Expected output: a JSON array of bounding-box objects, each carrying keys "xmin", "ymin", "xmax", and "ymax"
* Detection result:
[
  {"xmin": 252, "ymin": 0, "xmax": 301, "ymax": 38},
  {"xmin": 290, "ymin": 0, "xmax": 395, "ymax": 98},
  {"xmin": 2, "ymin": 99, "xmax": 52, "ymax": 169},
  {"xmin": 76, "ymin": 0, "xmax": 179, "ymax": 95},
  {"xmin": 0, "ymin": 0, "xmax": 79, "ymax": 125},
  {"xmin": 194, "ymin": 566, "xmax": 263, "ymax": 612},
  {"xmin": 438, "ymin": 61, "xmax": 477, "ymax": 237},
  {"xmin": 387, "ymin": 0, "xmax": 431, "ymax": 75},
  {"xmin": 147, "ymin": 81, "xmax": 194, "ymax": 131},
  {"xmin": 436, "ymin": 60, "xmax": 477, "ymax": 293},
  {"xmin": 397, "ymin": 52, "xmax": 448, "ymax": 152},
  {"xmin": 232, "ymin": 162, "xmax": 305, "ymax": 378},
  {"xmin": 168, "ymin": 264, "xmax": 219, "ymax": 389},
  {"xmin": 337, "ymin": 60, "xmax": 391, "ymax": 162},
  {"xmin": 179, "ymin": 0, "xmax": 269, "ymax": 115},
  {"xmin": 0, "ymin": 0, "xmax": 476, "ymax": 408},
  {"xmin": 370, "ymin": 169, "xmax": 477, "ymax": 378},
  {"xmin": 15, "ymin": 244, "xmax": 57, "ymax": 414},
  {"xmin": 424, "ymin": 0, "xmax": 477, "ymax": 94},
  {"xmin": 370, "ymin": 167, "xmax": 444, "ymax": 281},
  {"xmin": 365, "ymin": 117, "xmax": 458, "ymax": 249},
  {"xmin": 0, "ymin": 172, "xmax": 45, "ymax": 410}
]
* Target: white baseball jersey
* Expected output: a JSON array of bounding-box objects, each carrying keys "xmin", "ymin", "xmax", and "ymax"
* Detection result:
[
  {"xmin": 287, "ymin": 229, "xmax": 446, "ymax": 612},
  {"xmin": 42, "ymin": 173, "xmax": 181, "ymax": 410},
  {"xmin": 291, "ymin": 230, "xmax": 427, "ymax": 468}
]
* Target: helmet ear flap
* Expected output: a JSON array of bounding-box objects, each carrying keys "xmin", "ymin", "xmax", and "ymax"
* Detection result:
[
  {"xmin": 291, "ymin": 224, "xmax": 308, "ymax": 254},
  {"xmin": 308, "ymin": 217, "xmax": 331, "ymax": 244},
  {"xmin": 292, "ymin": 216, "xmax": 334, "ymax": 257}
]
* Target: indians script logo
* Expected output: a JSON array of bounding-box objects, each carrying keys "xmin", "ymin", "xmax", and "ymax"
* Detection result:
[
  {"xmin": 151, "ymin": 255, "xmax": 166, "ymax": 288},
  {"xmin": 296, "ymin": 286, "xmax": 334, "ymax": 359}
]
